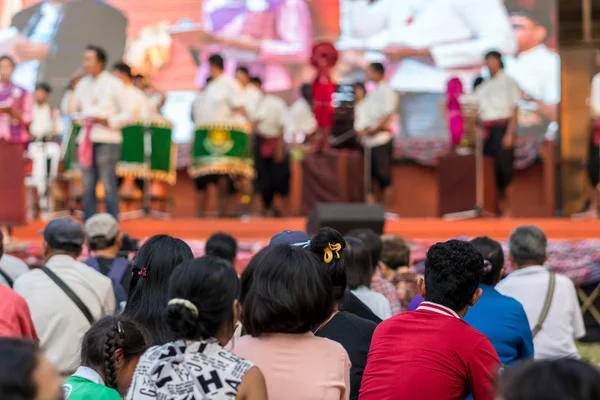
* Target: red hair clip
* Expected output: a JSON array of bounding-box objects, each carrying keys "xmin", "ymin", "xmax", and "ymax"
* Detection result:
[{"xmin": 138, "ymin": 268, "xmax": 147, "ymax": 277}]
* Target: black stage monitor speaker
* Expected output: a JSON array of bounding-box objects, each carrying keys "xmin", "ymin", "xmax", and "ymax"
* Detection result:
[{"xmin": 306, "ymin": 203, "xmax": 386, "ymax": 236}]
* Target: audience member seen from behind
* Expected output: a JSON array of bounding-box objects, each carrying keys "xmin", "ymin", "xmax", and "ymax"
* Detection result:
[
  {"xmin": 345, "ymin": 236, "xmax": 392, "ymax": 320},
  {"xmin": 498, "ymin": 359, "xmax": 600, "ymax": 400},
  {"xmin": 360, "ymin": 240, "xmax": 500, "ymax": 400},
  {"xmin": 0, "ymin": 229, "xmax": 29, "ymax": 287},
  {"xmin": 205, "ymin": 232, "xmax": 238, "ymax": 266},
  {"xmin": 496, "ymin": 226, "xmax": 585, "ymax": 360},
  {"xmin": 235, "ymin": 245, "xmax": 351, "ymax": 400},
  {"xmin": 84, "ymin": 213, "xmax": 132, "ymax": 312},
  {"xmin": 268, "ymin": 229, "xmax": 381, "ymax": 325},
  {"xmin": 346, "ymin": 229, "xmax": 401, "ymax": 315},
  {"xmin": 308, "ymin": 228, "xmax": 377, "ymax": 400},
  {"xmin": 127, "ymin": 257, "xmax": 267, "ymax": 400},
  {"xmin": 13, "ymin": 217, "xmax": 115, "ymax": 375},
  {"xmin": 379, "ymin": 234, "xmax": 419, "ymax": 311},
  {"xmin": 63, "ymin": 316, "xmax": 148, "ymax": 399},
  {"xmin": 123, "ymin": 234, "xmax": 194, "ymax": 346},
  {"xmin": 0, "ymin": 283, "xmax": 37, "ymax": 340},
  {"xmin": 463, "ymin": 237, "xmax": 534, "ymax": 367},
  {"xmin": 0, "ymin": 338, "xmax": 64, "ymax": 400}
]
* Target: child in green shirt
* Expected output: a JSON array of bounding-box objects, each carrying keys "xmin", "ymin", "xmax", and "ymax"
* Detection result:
[{"xmin": 63, "ymin": 315, "xmax": 148, "ymax": 399}]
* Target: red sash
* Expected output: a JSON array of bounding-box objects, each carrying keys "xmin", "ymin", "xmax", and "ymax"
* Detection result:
[{"xmin": 592, "ymin": 119, "xmax": 600, "ymax": 146}]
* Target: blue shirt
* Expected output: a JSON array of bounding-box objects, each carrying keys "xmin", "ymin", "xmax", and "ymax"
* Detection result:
[{"xmin": 464, "ymin": 284, "xmax": 534, "ymax": 367}]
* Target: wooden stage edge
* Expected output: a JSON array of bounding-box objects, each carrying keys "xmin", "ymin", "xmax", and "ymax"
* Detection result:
[{"xmin": 12, "ymin": 217, "xmax": 600, "ymax": 242}]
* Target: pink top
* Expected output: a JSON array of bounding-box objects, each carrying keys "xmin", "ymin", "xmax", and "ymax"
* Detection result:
[
  {"xmin": 0, "ymin": 82, "xmax": 32, "ymax": 143},
  {"xmin": 232, "ymin": 333, "xmax": 350, "ymax": 400}
]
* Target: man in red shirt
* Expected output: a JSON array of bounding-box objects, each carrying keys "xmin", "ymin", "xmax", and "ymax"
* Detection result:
[
  {"xmin": 0, "ymin": 285, "xmax": 37, "ymax": 341},
  {"xmin": 360, "ymin": 240, "xmax": 500, "ymax": 400}
]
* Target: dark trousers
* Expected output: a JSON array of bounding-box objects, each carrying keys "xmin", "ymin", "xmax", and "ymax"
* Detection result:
[
  {"xmin": 83, "ymin": 143, "xmax": 121, "ymax": 221},
  {"xmin": 256, "ymin": 155, "xmax": 290, "ymax": 209},
  {"xmin": 369, "ymin": 141, "xmax": 393, "ymax": 189},
  {"xmin": 483, "ymin": 125, "xmax": 514, "ymax": 191}
]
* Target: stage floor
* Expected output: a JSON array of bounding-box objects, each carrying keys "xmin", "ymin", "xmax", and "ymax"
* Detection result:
[{"xmin": 12, "ymin": 217, "xmax": 600, "ymax": 242}]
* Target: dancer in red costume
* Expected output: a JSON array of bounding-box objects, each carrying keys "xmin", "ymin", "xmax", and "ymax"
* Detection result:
[{"xmin": 310, "ymin": 42, "xmax": 338, "ymax": 153}]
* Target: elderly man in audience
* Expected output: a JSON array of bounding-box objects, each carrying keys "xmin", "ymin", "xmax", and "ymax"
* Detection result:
[
  {"xmin": 496, "ymin": 225, "xmax": 585, "ymax": 360},
  {"xmin": 360, "ymin": 240, "xmax": 500, "ymax": 400},
  {"xmin": 13, "ymin": 217, "xmax": 115, "ymax": 376}
]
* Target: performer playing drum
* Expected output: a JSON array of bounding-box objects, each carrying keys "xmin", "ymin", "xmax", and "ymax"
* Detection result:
[
  {"xmin": 0, "ymin": 55, "xmax": 32, "ymax": 243},
  {"xmin": 192, "ymin": 54, "xmax": 247, "ymax": 217}
]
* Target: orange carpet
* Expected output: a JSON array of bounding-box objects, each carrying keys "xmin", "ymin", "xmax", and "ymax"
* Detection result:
[{"xmin": 12, "ymin": 217, "xmax": 600, "ymax": 242}]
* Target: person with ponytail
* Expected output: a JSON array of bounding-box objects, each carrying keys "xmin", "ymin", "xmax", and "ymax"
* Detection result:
[
  {"xmin": 62, "ymin": 316, "xmax": 148, "ymax": 400},
  {"xmin": 126, "ymin": 256, "xmax": 267, "ymax": 400},
  {"xmin": 463, "ymin": 237, "xmax": 534, "ymax": 367},
  {"xmin": 123, "ymin": 234, "xmax": 194, "ymax": 346},
  {"xmin": 308, "ymin": 228, "xmax": 377, "ymax": 400}
]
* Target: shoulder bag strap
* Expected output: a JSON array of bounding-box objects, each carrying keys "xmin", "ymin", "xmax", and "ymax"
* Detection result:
[
  {"xmin": 40, "ymin": 266, "xmax": 95, "ymax": 325},
  {"xmin": 532, "ymin": 272, "xmax": 556, "ymax": 338},
  {"xmin": 0, "ymin": 267, "xmax": 13, "ymax": 288}
]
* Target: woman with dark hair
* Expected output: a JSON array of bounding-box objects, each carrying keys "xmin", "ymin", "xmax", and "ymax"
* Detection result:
[
  {"xmin": 0, "ymin": 338, "xmax": 63, "ymax": 400},
  {"xmin": 345, "ymin": 236, "xmax": 392, "ymax": 320},
  {"xmin": 463, "ymin": 236, "xmax": 534, "ymax": 367},
  {"xmin": 498, "ymin": 359, "xmax": 600, "ymax": 400},
  {"xmin": 127, "ymin": 257, "xmax": 267, "ymax": 399},
  {"xmin": 123, "ymin": 234, "xmax": 194, "ymax": 345},
  {"xmin": 235, "ymin": 244, "xmax": 350, "ymax": 400},
  {"xmin": 63, "ymin": 316, "xmax": 148, "ymax": 399},
  {"xmin": 308, "ymin": 228, "xmax": 377, "ymax": 400}
]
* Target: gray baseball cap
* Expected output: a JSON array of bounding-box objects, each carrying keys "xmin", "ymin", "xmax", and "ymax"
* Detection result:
[
  {"xmin": 84, "ymin": 213, "xmax": 120, "ymax": 241},
  {"xmin": 41, "ymin": 217, "xmax": 85, "ymax": 251}
]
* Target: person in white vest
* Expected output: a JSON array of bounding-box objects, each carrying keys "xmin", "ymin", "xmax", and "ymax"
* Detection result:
[{"xmin": 27, "ymin": 82, "xmax": 62, "ymax": 214}]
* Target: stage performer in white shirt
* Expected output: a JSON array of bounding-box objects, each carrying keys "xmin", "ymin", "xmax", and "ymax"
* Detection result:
[
  {"xmin": 253, "ymin": 77, "xmax": 289, "ymax": 216},
  {"xmin": 27, "ymin": 82, "xmax": 63, "ymax": 213},
  {"xmin": 61, "ymin": 45, "xmax": 130, "ymax": 221},
  {"xmin": 193, "ymin": 54, "xmax": 246, "ymax": 217},
  {"xmin": 475, "ymin": 51, "xmax": 520, "ymax": 217},
  {"xmin": 356, "ymin": 63, "xmax": 397, "ymax": 206}
]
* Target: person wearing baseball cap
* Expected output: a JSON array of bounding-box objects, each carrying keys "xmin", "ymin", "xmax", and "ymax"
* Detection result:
[
  {"xmin": 84, "ymin": 213, "xmax": 132, "ymax": 312},
  {"xmin": 13, "ymin": 217, "xmax": 115, "ymax": 376},
  {"xmin": 269, "ymin": 230, "xmax": 310, "ymax": 246}
]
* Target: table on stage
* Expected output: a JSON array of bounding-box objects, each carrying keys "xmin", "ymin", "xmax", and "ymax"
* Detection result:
[{"xmin": 0, "ymin": 139, "xmax": 27, "ymax": 225}]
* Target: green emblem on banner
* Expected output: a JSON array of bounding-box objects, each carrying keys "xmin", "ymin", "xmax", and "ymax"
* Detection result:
[{"xmin": 188, "ymin": 123, "xmax": 254, "ymax": 179}]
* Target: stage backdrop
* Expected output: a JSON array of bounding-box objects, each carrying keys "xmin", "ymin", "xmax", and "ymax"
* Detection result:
[{"xmin": 0, "ymin": 0, "xmax": 558, "ymax": 147}]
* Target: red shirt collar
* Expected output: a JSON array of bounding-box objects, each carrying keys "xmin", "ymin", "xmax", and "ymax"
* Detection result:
[{"xmin": 416, "ymin": 301, "xmax": 460, "ymax": 319}]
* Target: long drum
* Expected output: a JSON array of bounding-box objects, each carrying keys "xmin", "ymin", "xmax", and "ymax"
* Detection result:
[
  {"xmin": 188, "ymin": 123, "xmax": 254, "ymax": 179},
  {"xmin": 62, "ymin": 121, "xmax": 177, "ymax": 185}
]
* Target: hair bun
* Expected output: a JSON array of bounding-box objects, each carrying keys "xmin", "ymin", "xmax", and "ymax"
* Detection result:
[{"xmin": 309, "ymin": 228, "xmax": 346, "ymax": 258}]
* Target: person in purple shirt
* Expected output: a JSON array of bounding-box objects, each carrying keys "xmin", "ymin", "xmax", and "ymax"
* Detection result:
[{"xmin": 463, "ymin": 237, "xmax": 534, "ymax": 367}]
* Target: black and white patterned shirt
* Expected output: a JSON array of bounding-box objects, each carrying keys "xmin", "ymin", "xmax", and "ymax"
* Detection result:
[{"xmin": 126, "ymin": 339, "xmax": 254, "ymax": 399}]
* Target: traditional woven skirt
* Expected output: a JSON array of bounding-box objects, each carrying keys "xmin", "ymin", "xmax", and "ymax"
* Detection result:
[{"xmin": 0, "ymin": 140, "xmax": 26, "ymax": 225}]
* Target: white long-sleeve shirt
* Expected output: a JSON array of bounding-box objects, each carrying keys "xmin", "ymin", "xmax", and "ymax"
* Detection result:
[
  {"xmin": 255, "ymin": 93, "xmax": 287, "ymax": 138},
  {"xmin": 285, "ymin": 97, "xmax": 316, "ymax": 135},
  {"xmin": 120, "ymin": 85, "xmax": 152, "ymax": 124},
  {"xmin": 361, "ymin": 81, "xmax": 397, "ymax": 147},
  {"xmin": 476, "ymin": 70, "xmax": 520, "ymax": 121},
  {"xmin": 591, "ymin": 73, "xmax": 600, "ymax": 119},
  {"xmin": 194, "ymin": 74, "xmax": 245, "ymax": 124},
  {"xmin": 61, "ymin": 70, "xmax": 129, "ymax": 143}
]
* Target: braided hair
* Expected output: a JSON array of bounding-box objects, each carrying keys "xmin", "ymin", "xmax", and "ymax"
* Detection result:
[{"xmin": 81, "ymin": 316, "xmax": 148, "ymax": 393}]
